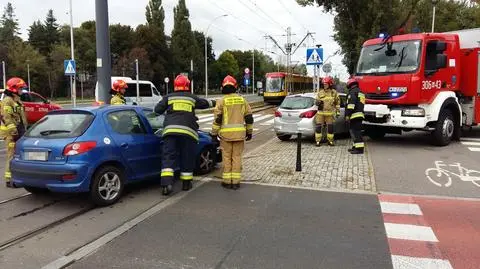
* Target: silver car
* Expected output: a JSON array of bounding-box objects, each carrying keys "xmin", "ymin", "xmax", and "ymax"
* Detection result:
[{"xmin": 273, "ymin": 92, "xmax": 348, "ymax": 141}]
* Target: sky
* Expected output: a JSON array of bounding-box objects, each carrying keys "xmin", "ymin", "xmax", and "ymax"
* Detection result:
[{"xmin": 2, "ymin": 0, "xmax": 349, "ymax": 81}]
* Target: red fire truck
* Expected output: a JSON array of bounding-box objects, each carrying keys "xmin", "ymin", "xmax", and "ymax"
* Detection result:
[{"xmin": 354, "ymin": 28, "xmax": 480, "ymax": 146}]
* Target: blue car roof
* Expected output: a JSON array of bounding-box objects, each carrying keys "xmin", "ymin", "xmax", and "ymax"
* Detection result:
[{"xmin": 47, "ymin": 105, "xmax": 146, "ymax": 115}]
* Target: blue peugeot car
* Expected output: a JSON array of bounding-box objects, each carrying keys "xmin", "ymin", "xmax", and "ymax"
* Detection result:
[{"xmin": 11, "ymin": 105, "xmax": 220, "ymax": 206}]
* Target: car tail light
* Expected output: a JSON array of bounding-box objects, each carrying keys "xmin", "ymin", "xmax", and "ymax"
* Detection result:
[
  {"xmin": 299, "ymin": 110, "xmax": 317, "ymax": 118},
  {"xmin": 62, "ymin": 174, "xmax": 77, "ymax": 180},
  {"xmin": 274, "ymin": 110, "xmax": 282, "ymax": 117},
  {"xmin": 63, "ymin": 141, "xmax": 97, "ymax": 156}
]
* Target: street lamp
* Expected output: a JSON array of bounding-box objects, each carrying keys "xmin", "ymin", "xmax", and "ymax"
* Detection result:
[
  {"xmin": 26, "ymin": 60, "xmax": 30, "ymax": 92},
  {"xmin": 69, "ymin": 0, "xmax": 76, "ymax": 107},
  {"xmin": 431, "ymin": 0, "xmax": 439, "ymax": 33},
  {"xmin": 204, "ymin": 14, "xmax": 228, "ymax": 98}
]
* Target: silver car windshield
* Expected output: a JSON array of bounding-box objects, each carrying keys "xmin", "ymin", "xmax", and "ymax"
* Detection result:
[
  {"xmin": 280, "ymin": 97, "xmax": 314, "ymax": 110},
  {"xmin": 356, "ymin": 40, "xmax": 421, "ymax": 75},
  {"xmin": 266, "ymin": 77, "xmax": 284, "ymax": 92}
]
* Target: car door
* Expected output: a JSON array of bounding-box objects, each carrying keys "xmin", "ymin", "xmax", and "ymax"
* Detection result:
[
  {"xmin": 105, "ymin": 109, "xmax": 162, "ymax": 180},
  {"xmin": 20, "ymin": 92, "xmax": 36, "ymax": 124},
  {"xmin": 30, "ymin": 92, "xmax": 51, "ymax": 122},
  {"xmin": 334, "ymin": 94, "xmax": 347, "ymax": 134}
]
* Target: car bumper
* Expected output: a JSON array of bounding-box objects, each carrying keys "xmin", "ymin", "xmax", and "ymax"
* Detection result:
[
  {"xmin": 274, "ymin": 118, "xmax": 315, "ymax": 136},
  {"xmin": 11, "ymin": 161, "xmax": 93, "ymax": 193},
  {"xmin": 363, "ymin": 104, "xmax": 429, "ymax": 129}
]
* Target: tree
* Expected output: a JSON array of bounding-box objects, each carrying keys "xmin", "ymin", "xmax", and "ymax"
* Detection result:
[
  {"xmin": 193, "ymin": 30, "xmax": 214, "ymax": 92},
  {"xmin": 112, "ymin": 47, "xmax": 153, "ymax": 81},
  {"xmin": 48, "ymin": 44, "xmax": 70, "ymax": 98},
  {"xmin": 0, "ymin": 2, "xmax": 20, "ymax": 43},
  {"xmin": 171, "ymin": 0, "xmax": 199, "ymax": 74},
  {"xmin": 43, "ymin": 10, "xmax": 60, "ymax": 54},
  {"xmin": 210, "ymin": 51, "xmax": 239, "ymax": 89},
  {"xmin": 28, "ymin": 20, "xmax": 46, "ymax": 53}
]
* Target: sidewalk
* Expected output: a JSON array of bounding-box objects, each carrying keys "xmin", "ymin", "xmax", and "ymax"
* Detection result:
[{"xmin": 241, "ymin": 137, "xmax": 376, "ymax": 192}]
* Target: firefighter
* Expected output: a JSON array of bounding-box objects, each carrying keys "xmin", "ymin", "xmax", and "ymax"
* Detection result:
[
  {"xmin": 210, "ymin": 75, "xmax": 253, "ymax": 190},
  {"xmin": 155, "ymin": 75, "xmax": 215, "ymax": 195},
  {"xmin": 345, "ymin": 78, "xmax": 365, "ymax": 154},
  {"xmin": 110, "ymin": 79, "xmax": 127, "ymax": 105},
  {"xmin": 1, "ymin": 77, "xmax": 27, "ymax": 188},
  {"xmin": 315, "ymin": 76, "xmax": 340, "ymax": 146}
]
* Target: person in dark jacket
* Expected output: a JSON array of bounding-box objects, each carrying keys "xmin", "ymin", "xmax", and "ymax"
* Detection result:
[
  {"xmin": 154, "ymin": 75, "xmax": 215, "ymax": 195},
  {"xmin": 345, "ymin": 78, "xmax": 365, "ymax": 154}
]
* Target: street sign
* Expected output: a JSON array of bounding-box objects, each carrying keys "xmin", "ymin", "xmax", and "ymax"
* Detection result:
[
  {"xmin": 244, "ymin": 68, "xmax": 250, "ymax": 74},
  {"xmin": 306, "ymin": 48, "xmax": 323, "ymax": 66},
  {"xmin": 322, "ymin": 63, "xmax": 332, "ymax": 73},
  {"xmin": 64, "ymin": 60, "xmax": 76, "ymax": 75},
  {"xmin": 257, "ymin": 81, "xmax": 263, "ymax": 89},
  {"xmin": 164, "ymin": 77, "xmax": 170, "ymax": 83}
]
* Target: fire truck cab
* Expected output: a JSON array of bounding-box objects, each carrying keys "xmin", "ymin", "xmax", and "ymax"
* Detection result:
[{"xmin": 355, "ymin": 28, "xmax": 480, "ymax": 146}]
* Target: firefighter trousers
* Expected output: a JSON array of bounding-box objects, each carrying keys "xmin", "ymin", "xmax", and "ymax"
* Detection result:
[
  {"xmin": 315, "ymin": 113, "xmax": 334, "ymax": 143},
  {"xmin": 220, "ymin": 140, "xmax": 245, "ymax": 184},
  {"xmin": 160, "ymin": 135, "xmax": 196, "ymax": 187},
  {"xmin": 4, "ymin": 135, "xmax": 15, "ymax": 182},
  {"xmin": 349, "ymin": 119, "xmax": 364, "ymax": 151}
]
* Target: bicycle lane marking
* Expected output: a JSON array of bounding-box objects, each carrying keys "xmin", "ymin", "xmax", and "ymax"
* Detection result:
[{"xmin": 424, "ymin": 160, "xmax": 480, "ymax": 188}]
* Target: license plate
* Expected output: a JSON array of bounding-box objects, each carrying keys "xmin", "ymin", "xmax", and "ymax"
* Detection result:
[{"xmin": 24, "ymin": 151, "xmax": 48, "ymax": 161}]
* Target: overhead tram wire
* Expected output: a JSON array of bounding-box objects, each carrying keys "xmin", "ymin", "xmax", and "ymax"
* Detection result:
[
  {"xmin": 244, "ymin": 0, "xmax": 287, "ymax": 30},
  {"xmin": 277, "ymin": 0, "xmax": 309, "ymax": 32},
  {"xmin": 238, "ymin": 0, "xmax": 286, "ymax": 32}
]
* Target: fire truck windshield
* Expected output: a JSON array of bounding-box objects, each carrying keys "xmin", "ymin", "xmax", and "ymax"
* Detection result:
[
  {"xmin": 266, "ymin": 77, "xmax": 284, "ymax": 92},
  {"xmin": 356, "ymin": 40, "xmax": 421, "ymax": 75}
]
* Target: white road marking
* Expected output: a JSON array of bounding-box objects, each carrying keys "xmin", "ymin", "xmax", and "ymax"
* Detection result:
[
  {"xmin": 197, "ymin": 116, "xmax": 214, "ymax": 123},
  {"xmin": 461, "ymin": 141, "xmax": 480, "ymax": 146},
  {"xmin": 380, "ymin": 202, "xmax": 423, "ymax": 215},
  {"xmin": 261, "ymin": 119, "xmax": 274, "ymax": 126},
  {"xmin": 468, "ymin": 147, "xmax": 480, "ymax": 152},
  {"xmin": 391, "ymin": 255, "xmax": 453, "ymax": 269},
  {"xmin": 384, "ymin": 223, "xmax": 438, "ymax": 242},
  {"xmin": 197, "ymin": 114, "xmax": 213, "ymax": 119},
  {"xmin": 42, "ymin": 180, "xmax": 209, "ymax": 269},
  {"xmin": 461, "ymin": 137, "xmax": 480, "ymax": 142},
  {"xmin": 254, "ymin": 114, "xmax": 274, "ymax": 123}
]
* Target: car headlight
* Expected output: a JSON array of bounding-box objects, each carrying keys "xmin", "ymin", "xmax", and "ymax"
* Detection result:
[{"xmin": 402, "ymin": 108, "xmax": 425, "ymax": 117}]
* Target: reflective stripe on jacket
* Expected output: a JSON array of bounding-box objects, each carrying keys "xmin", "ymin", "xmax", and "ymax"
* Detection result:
[
  {"xmin": 110, "ymin": 94, "xmax": 126, "ymax": 105},
  {"xmin": 316, "ymin": 89, "xmax": 340, "ymax": 113},
  {"xmin": 211, "ymin": 94, "xmax": 253, "ymax": 141},
  {"xmin": 0, "ymin": 95, "xmax": 26, "ymax": 137},
  {"xmin": 346, "ymin": 86, "xmax": 365, "ymax": 120}
]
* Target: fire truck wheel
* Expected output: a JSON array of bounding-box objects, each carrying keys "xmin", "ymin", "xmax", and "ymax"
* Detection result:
[{"xmin": 432, "ymin": 109, "xmax": 454, "ymax": 146}]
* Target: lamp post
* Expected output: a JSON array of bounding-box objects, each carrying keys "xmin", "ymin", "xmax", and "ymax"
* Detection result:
[
  {"xmin": 26, "ymin": 60, "xmax": 31, "ymax": 92},
  {"xmin": 431, "ymin": 0, "xmax": 439, "ymax": 33},
  {"xmin": 69, "ymin": 0, "xmax": 76, "ymax": 107},
  {"xmin": 204, "ymin": 14, "xmax": 228, "ymax": 98}
]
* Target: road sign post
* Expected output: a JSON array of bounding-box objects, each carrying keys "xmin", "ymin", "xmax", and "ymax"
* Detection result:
[
  {"xmin": 164, "ymin": 77, "xmax": 170, "ymax": 95},
  {"xmin": 64, "ymin": 59, "xmax": 76, "ymax": 107}
]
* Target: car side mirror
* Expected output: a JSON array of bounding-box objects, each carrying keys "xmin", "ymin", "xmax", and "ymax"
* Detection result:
[{"xmin": 436, "ymin": 54, "xmax": 447, "ymax": 69}]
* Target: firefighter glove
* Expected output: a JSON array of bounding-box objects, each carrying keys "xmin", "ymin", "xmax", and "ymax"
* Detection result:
[{"xmin": 209, "ymin": 133, "xmax": 218, "ymax": 141}]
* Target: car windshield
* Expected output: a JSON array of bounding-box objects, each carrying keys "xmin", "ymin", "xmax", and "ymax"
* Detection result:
[
  {"xmin": 280, "ymin": 96, "xmax": 314, "ymax": 110},
  {"xmin": 356, "ymin": 40, "xmax": 421, "ymax": 75},
  {"xmin": 145, "ymin": 112, "xmax": 165, "ymax": 131},
  {"xmin": 266, "ymin": 77, "xmax": 284, "ymax": 92},
  {"xmin": 25, "ymin": 112, "xmax": 94, "ymax": 138}
]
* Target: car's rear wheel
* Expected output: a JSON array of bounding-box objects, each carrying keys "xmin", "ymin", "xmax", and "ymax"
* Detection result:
[
  {"xmin": 196, "ymin": 147, "xmax": 216, "ymax": 175},
  {"xmin": 24, "ymin": 186, "xmax": 49, "ymax": 194},
  {"xmin": 90, "ymin": 166, "xmax": 124, "ymax": 206},
  {"xmin": 277, "ymin": 134, "xmax": 292, "ymax": 141}
]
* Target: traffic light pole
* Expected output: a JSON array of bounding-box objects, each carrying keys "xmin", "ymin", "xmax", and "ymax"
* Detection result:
[{"xmin": 95, "ymin": 0, "xmax": 112, "ymax": 104}]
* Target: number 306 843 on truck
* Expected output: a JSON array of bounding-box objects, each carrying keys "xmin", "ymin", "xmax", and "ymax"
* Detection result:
[{"xmin": 355, "ymin": 28, "xmax": 480, "ymax": 146}]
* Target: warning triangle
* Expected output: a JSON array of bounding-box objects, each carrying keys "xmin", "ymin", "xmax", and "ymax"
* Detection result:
[
  {"xmin": 65, "ymin": 62, "xmax": 75, "ymax": 74},
  {"xmin": 307, "ymin": 50, "xmax": 322, "ymax": 64}
]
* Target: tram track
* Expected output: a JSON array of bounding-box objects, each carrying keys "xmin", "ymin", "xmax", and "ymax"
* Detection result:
[{"xmin": 0, "ymin": 192, "xmax": 32, "ymax": 205}]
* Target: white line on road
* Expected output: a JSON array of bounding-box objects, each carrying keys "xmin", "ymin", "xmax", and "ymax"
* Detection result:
[
  {"xmin": 42, "ymin": 180, "xmax": 209, "ymax": 269},
  {"xmin": 254, "ymin": 114, "xmax": 274, "ymax": 123},
  {"xmin": 461, "ymin": 141, "xmax": 480, "ymax": 146},
  {"xmin": 384, "ymin": 223, "xmax": 438, "ymax": 242},
  {"xmin": 391, "ymin": 255, "xmax": 453, "ymax": 269},
  {"xmin": 197, "ymin": 114, "xmax": 213, "ymax": 119},
  {"xmin": 461, "ymin": 137, "xmax": 480, "ymax": 142},
  {"xmin": 380, "ymin": 202, "xmax": 423, "ymax": 215},
  {"xmin": 468, "ymin": 147, "xmax": 480, "ymax": 152},
  {"xmin": 261, "ymin": 119, "xmax": 274, "ymax": 126},
  {"xmin": 197, "ymin": 116, "xmax": 214, "ymax": 123}
]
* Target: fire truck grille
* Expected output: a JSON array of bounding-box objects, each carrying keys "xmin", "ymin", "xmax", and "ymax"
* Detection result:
[{"xmin": 366, "ymin": 92, "xmax": 405, "ymax": 100}]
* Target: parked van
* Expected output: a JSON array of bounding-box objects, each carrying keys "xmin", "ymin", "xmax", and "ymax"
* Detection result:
[{"xmin": 95, "ymin": 77, "xmax": 162, "ymax": 108}]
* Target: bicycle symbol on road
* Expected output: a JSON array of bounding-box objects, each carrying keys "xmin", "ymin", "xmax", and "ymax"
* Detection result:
[{"xmin": 425, "ymin": 161, "xmax": 480, "ymax": 188}]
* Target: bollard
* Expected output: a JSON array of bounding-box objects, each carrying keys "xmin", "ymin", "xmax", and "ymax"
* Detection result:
[{"xmin": 296, "ymin": 132, "xmax": 302, "ymax": 172}]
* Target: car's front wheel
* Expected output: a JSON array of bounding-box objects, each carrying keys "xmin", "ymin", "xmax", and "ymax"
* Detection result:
[
  {"xmin": 196, "ymin": 147, "xmax": 216, "ymax": 175},
  {"xmin": 90, "ymin": 166, "xmax": 124, "ymax": 206}
]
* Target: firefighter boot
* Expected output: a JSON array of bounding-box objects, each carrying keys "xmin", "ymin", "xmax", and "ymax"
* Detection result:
[
  {"xmin": 162, "ymin": 184, "xmax": 173, "ymax": 196},
  {"xmin": 232, "ymin": 183, "xmax": 240, "ymax": 190},
  {"xmin": 348, "ymin": 146, "xmax": 355, "ymax": 152},
  {"xmin": 182, "ymin": 180, "xmax": 192, "ymax": 191},
  {"xmin": 350, "ymin": 148, "xmax": 364, "ymax": 154},
  {"xmin": 221, "ymin": 182, "xmax": 232, "ymax": 189}
]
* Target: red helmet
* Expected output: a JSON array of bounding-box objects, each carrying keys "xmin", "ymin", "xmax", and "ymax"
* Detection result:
[
  {"xmin": 346, "ymin": 78, "xmax": 359, "ymax": 89},
  {"xmin": 174, "ymin": 75, "xmax": 190, "ymax": 92},
  {"xmin": 6, "ymin": 77, "xmax": 27, "ymax": 94},
  {"xmin": 322, "ymin": 76, "xmax": 334, "ymax": 87},
  {"xmin": 222, "ymin": 75, "xmax": 238, "ymax": 89},
  {"xmin": 112, "ymin": 79, "xmax": 128, "ymax": 92}
]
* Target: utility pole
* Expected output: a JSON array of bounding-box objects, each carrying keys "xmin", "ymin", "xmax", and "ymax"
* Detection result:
[
  {"xmin": 95, "ymin": 0, "xmax": 111, "ymax": 104},
  {"xmin": 135, "ymin": 59, "xmax": 139, "ymax": 104},
  {"xmin": 69, "ymin": 0, "xmax": 76, "ymax": 107},
  {"xmin": 190, "ymin": 59, "xmax": 194, "ymax": 94},
  {"xmin": 2, "ymin": 61, "xmax": 5, "ymax": 89},
  {"xmin": 27, "ymin": 61, "xmax": 31, "ymax": 92},
  {"xmin": 252, "ymin": 50, "xmax": 255, "ymax": 95}
]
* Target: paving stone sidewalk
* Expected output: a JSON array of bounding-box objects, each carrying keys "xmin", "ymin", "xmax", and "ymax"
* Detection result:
[{"xmin": 242, "ymin": 138, "xmax": 376, "ymax": 192}]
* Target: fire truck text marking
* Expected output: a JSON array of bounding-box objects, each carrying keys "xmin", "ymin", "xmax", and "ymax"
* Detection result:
[{"xmin": 421, "ymin": 80, "xmax": 442, "ymax": 90}]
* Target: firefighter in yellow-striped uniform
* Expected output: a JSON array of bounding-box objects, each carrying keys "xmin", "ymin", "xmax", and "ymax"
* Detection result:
[
  {"xmin": 155, "ymin": 75, "xmax": 215, "ymax": 195},
  {"xmin": 110, "ymin": 79, "xmax": 128, "ymax": 105},
  {"xmin": 210, "ymin": 75, "xmax": 253, "ymax": 190},
  {"xmin": 345, "ymin": 78, "xmax": 365, "ymax": 154},
  {"xmin": 315, "ymin": 76, "xmax": 340, "ymax": 146},
  {"xmin": 1, "ymin": 77, "xmax": 28, "ymax": 188}
]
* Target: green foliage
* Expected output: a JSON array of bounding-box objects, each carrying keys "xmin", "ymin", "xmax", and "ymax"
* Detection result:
[
  {"xmin": 0, "ymin": 2, "xmax": 20, "ymax": 43},
  {"xmin": 171, "ymin": 0, "xmax": 199, "ymax": 75}
]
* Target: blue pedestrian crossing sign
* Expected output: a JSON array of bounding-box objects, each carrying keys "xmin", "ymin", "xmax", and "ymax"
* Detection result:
[
  {"xmin": 244, "ymin": 78, "xmax": 250, "ymax": 86},
  {"xmin": 306, "ymin": 48, "xmax": 324, "ymax": 66},
  {"xmin": 64, "ymin": 60, "xmax": 76, "ymax": 75}
]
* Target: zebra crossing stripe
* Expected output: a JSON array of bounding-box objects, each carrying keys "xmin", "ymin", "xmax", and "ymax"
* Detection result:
[
  {"xmin": 461, "ymin": 141, "xmax": 480, "ymax": 146},
  {"xmin": 260, "ymin": 119, "xmax": 274, "ymax": 126},
  {"xmin": 254, "ymin": 114, "xmax": 274, "ymax": 123},
  {"xmin": 461, "ymin": 137, "xmax": 480, "ymax": 142},
  {"xmin": 468, "ymin": 147, "xmax": 480, "ymax": 152}
]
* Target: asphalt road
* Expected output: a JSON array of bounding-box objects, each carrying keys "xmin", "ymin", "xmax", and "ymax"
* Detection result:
[
  {"xmin": 69, "ymin": 183, "xmax": 391, "ymax": 269},
  {"xmin": 368, "ymin": 129, "xmax": 480, "ymax": 199}
]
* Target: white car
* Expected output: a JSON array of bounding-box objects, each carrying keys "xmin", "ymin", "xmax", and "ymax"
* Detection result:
[{"xmin": 273, "ymin": 92, "xmax": 349, "ymax": 141}]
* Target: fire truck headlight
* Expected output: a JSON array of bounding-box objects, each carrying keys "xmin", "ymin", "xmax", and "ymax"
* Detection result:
[{"xmin": 402, "ymin": 108, "xmax": 425, "ymax": 117}]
